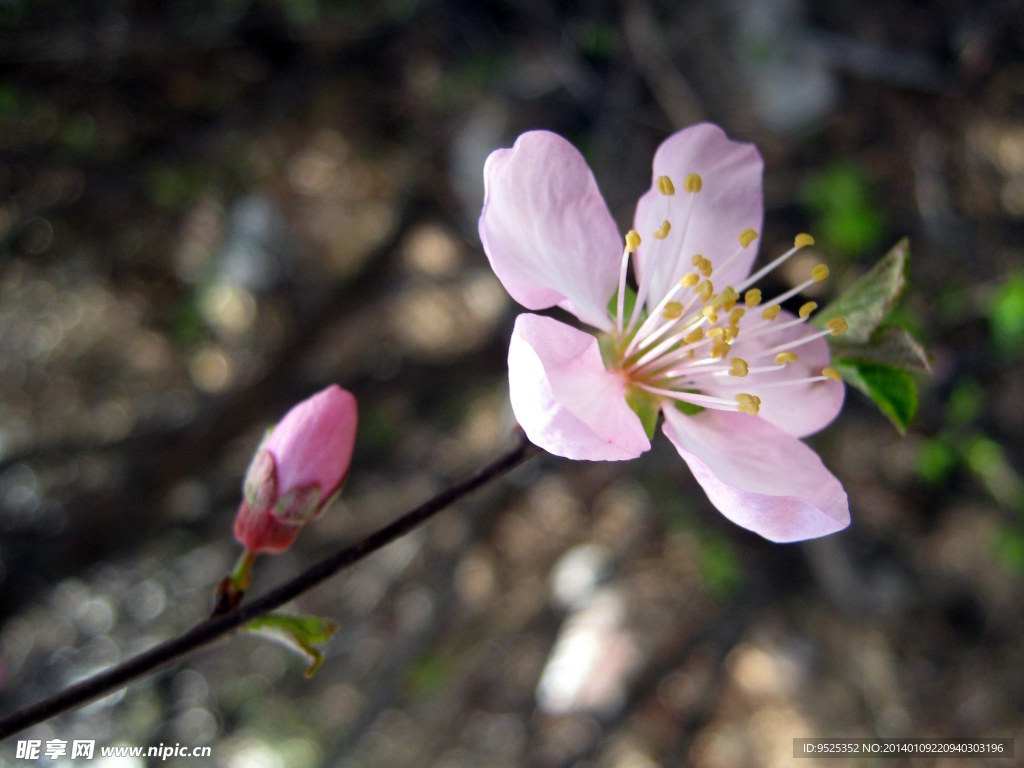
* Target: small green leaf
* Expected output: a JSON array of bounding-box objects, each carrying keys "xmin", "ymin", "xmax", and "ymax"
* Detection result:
[
  {"xmin": 916, "ymin": 437, "xmax": 957, "ymax": 485},
  {"xmin": 626, "ymin": 385, "xmax": 660, "ymax": 439},
  {"xmin": 993, "ymin": 525, "xmax": 1024, "ymax": 577},
  {"xmin": 829, "ymin": 325, "xmax": 931, "ymax": 372},
  {"xmin": 834, "ymin": 359, "xmax": 917, "ymax": 434},
  {"xmin": 989, "ymin": 272, "xmax": 1024, "ymax": 356},
  {"xmin": 813, "ymin": 238, "xmax": 909, "ymax": 343},
  {"xmin": 245, "ymin": 613, "xmax": 339, "ymax": 677}
]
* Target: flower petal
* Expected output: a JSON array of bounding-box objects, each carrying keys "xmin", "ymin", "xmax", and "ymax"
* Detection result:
[
  {"xmin": 480, "ymin": 131, "xmax": 622, "ymax": 330},
  {"xmin": 264, "ymin": 385, "xmax": 358, "ymax": 498},
  {"xmin": 510, "ymin": 313, "xmax": 650, "ymax": 461},
  {"xmin": 634, "ymin": 124, "xmax": 763, "ymax": 307},
  {"xmin": 662, "ymin": 407, "xmax": 849, "ymax": 542},
  {"xmin": 703, "ymin": 309, "xmax": 845, "ymax": 437}
]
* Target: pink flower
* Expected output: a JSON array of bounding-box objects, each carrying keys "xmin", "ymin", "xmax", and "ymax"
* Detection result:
[
  {"xmin": 479, "ymin": 124, "xmax": 850, "ymax": 542},
  {"xmin": 234, "ymin": 385, "xmax": 358, "ymax": 553}
]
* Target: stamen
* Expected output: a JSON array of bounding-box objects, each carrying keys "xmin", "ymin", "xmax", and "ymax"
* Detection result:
[
  {"xmin": 680, "ymin": 273, "xmax": 700, "ymax": 288},
  {"xmin": 729, "ymin": 308, "xmax": 746, "ymax": 325},
  {"xmin": 798, "ymin": 301, "xmax": 817, "ymax": 320},
  {"xmin": 737, "ymin": 233, "xmax": 815, "ymax": 292},
  {"xmin": 729, "ymin": 358, "xmax": 749, "ymax": 377},
  {"xmin": 735, "ymin": 393, "xmax": 761, "ymax": 416},
  {"xmin": 625, "ymin": 230, "xmax": 641, "ymax": 253},
  {"xmin": 811, "ymin": 264, "xmax": 830, "ymax": 282},
  {"xmin": 684, "ymin": 173, "xmax": 702, "ymax": 193},
  {"xmin": 696, "ymin": 280, "xmax": 714, "ymax": 302},
  {"xmin": 657, "ymin": 175, "xmax": 675, "ymax": 196},
  {"xmin": 775, "ymin": 351, "xmax": 798, "ymax": 365},
  {"xmin": 744, "ymin": 289, "xmax": 762, "ymax": 307},
  {"xmin": 637, "ymin": 384, "xmax": 741, "ymax": 411},
  {"xmin": 710, "ymin": 340, "xmax": 730, "ymax": 359},
  {"xmin": 822, "ymin": 367, "xmax": 842, "ymax": 381},
  {"xmin": 692, "ymin": 254, "xmax": 713, "ymax": 277},
  {"xmin": 761, "ymin": 305, "xmax": 781, "ymax": 320},
  {"xmin": 826, "ymin": 317, "xmax": 849, "ymax": 335},
  {"xmin": 739, "ymin": 229, "xmax": 759, "ymax": 248},
  {"xmin": 684, "ymin": 327, "xmax": 704, "ymax": 343},
  {"xmin": 654, "ymin": 220, "xmax": 671, "ymax": 239},
  {"xmin": 662, "ymin": 301, "xmax": 683, "ymax": 319}
]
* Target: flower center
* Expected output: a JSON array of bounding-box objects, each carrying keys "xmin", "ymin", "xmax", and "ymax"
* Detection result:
[{"xmin": 609, "ymin": 174, "xmax": 847, "ymax": 417}]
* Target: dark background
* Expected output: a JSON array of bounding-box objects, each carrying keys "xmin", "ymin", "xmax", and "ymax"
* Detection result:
[{"xmin": 1, "ymin": 1, "xmax": 1022, "ymax": 766}]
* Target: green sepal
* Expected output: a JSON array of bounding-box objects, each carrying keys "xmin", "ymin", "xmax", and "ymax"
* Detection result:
[
  {"xmin": 244, "ymin": 612, "xmax": 339, "ymax": 678},
  {"xmin": 608, "ymin": 284, "xmax": 639, "ymax": 325},
  {"xmin": 813, "ymin": 238, "xmax": 908, "ymax": 343},
  {"xmin": 833, "ymin": 360, "xmax": 917, "ymax": 435},
  {"xmin": 673, "ymin": 398, "xmax": 706, "ymax": 416},
  {"xmin": 625, "ymin": 385, "xmax": 660, "ymax": 439}
]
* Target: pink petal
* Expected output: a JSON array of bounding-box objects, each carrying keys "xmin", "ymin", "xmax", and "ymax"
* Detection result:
[
  {"xmin": 264, "ymin": 385, "xmax": 358, "ymax": 498},
  {"xmin": 662, "ymin": 407, "xmax": 849, "ymax": 542},
  {"xmin": 633, "ymin": 124, "xmax": 763, "ymax": 307},
  {"xmin": 703, "ymin": 309, "xmax": 845, "ymax": 437},
  {"xmin": 509, "ymin": 313, "xmax": 650, "ymax": 461},
  {"xmin": 480, "ymin": 131, "xmax": 623, "ymax": 330}
]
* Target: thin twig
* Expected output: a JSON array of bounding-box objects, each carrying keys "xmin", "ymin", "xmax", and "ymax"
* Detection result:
[{"xmin": 0, "ymin": 431, "xmax": 540, "ymax": 740}]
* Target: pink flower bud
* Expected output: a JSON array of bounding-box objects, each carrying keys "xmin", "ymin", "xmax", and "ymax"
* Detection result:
[{"xmin": 234, "ymin": 385, "xmax": 358, "ymax": 554}]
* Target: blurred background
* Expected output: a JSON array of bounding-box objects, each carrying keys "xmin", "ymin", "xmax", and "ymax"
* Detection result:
[{"xmin": 1, "ymin": 1, "xmax": 1023, "ymax": 766}]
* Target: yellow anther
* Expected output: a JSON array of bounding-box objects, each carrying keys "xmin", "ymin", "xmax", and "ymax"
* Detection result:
[
  {"xmin": 822, "ymin": 367, "xmax": 842, "ymax": 381},
  {"xmin": 661, "ymin": 301, "xmax": 683, "ymax": 319},
  {"xmin": 657, "ymin": 175, "xmax": 676, "ymax": 196},
  {"xmin": 691, "ymin": 254, "xmax": 712, "ymax": 276},
  {"xmin": 710, "ymin": 340, "xmax": 730, "ymax": 359},
  {"xmin": 775, "ymin": 351, "xmax": 798, "ymax": 365},
  {"xmin": 729, "ymin": 358, "xmax": 750, "ymax": 377},
  {"xmin": 729, "ymin": 308, "xmax": 746, "ymax": 325},
  {"xmin": 684, "ymin": 173, "xmax": 703, "ymax": 193},
  {"xmin": 735, "ymin": 393, "xmax": 761, "ymax": 416},
  {"xmin": 761, "ymin": 305, "xmax": 781, "ymax": 320},
  {"xmin": 625, "ymin": 230, "xmax": 641, "ymax": 253},
  {"xmin": 680, "ymin": 272, "xmax": 700, "ymax": 288},
  {"xmin": 701, "ymin": 305, "xmax": 718, "ymax": 323},
  {"xmin": 739, "ymin": 229, "xmax": 759, "ymax": 248},
  {"xmin": 794, "ymin": 233, "xmax": 815, "ymax": 249},
  {"xmin": 654, "ymin": 220, "xmax": 672, "ymax": 239},
  {"xmin": 826, "ymin": 317, "xmax": 849, "ymax": 335},
  {"xmin": 799, "ymin": 301, "xmax": 818, "ymax": 320},
  {"xmin": 723, "ymin": 325, "xmax": 739, "ymax": 342},
  {"xmin": 696, "ymin": 280, "xmax": 714, "ymax": 302},
  {"xmin": 811, "ymin": 263, "xmax": 830, "ymax": 282},
  {"xmin": 684, "ymin": 327, "xmax": 704, "ymax": 343},
  {"xmin": 706, "ymin": 327, "xmax": 726, "ymax": 339},
  {"xmin": 744, "ymin": 288, "xmax": 762, "ymax": 307}
]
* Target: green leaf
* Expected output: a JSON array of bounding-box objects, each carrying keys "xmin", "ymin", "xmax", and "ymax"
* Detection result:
[
  {"xmin": 813, "ymin": 238, "xmax": 909, "ymax": 343},
  {"xmin": 829, "ymin": 324, "xmax": 931, "ymax": 372},
  {"xmin": 989, "ymin": 272, "xmax": 1024, "ymax": 355},
  {"xmin": 833, "ymin": 359, "xmax": 917, "ymax": 434},
  {"xmin": 801, "ymin": 163, "xmax": 886, "ymax": 256},
  {"xmin": 625, "ymin": 385, "xmax": 660, "ymax": 439},
  {"xmin": 245, "ymin": 613, "xmax": 339, "ymax": 677}
]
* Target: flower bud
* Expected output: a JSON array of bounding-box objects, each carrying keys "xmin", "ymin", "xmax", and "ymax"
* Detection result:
[{"xmin": 234, "ymin": 385, "xmax": 358, "ymax": 554}]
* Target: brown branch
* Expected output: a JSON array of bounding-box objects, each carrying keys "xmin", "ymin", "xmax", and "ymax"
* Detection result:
[{"xmin": 0, "ymin": 431, "xmax": 540, "ymax": 739}]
